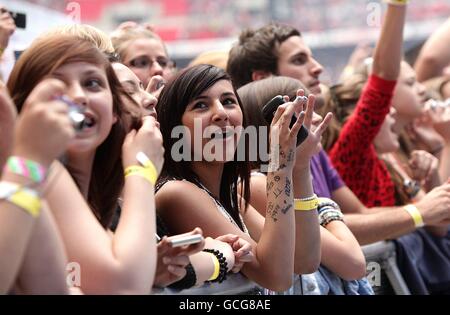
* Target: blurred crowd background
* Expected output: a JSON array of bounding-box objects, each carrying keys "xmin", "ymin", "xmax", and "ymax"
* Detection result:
[{"xmin": 4, "ymin": 0, "xmax": 450, "ymax": 84}]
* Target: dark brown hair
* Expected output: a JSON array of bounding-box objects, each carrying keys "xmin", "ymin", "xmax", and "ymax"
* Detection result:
[
  {"xmin": 237, "ymin": 76, "xmax": 308, "ymax": 170},
  {"xmin": 156, "ymin": 64, "xmax": 250, "ymax": 231},
  {"xmin": 227, "ymin": 23, "xmax": 301, "ymax": 89},
  {"xmin": 7, "ymin": 34, "xmax": 135, "ymax": 227}
]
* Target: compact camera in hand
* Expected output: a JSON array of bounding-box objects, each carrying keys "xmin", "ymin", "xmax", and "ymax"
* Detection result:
[{"xmin": 58, "ymin": 95, "xmax": 86, "ymax": 131}]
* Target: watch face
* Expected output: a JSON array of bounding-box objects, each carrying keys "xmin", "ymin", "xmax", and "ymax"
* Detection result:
[{"xmin": 404, "ymin": 179, "xmax": 420, "ymax": 199}]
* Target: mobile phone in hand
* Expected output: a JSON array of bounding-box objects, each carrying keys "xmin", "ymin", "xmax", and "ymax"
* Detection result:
[
  {"xmin": 261, "ymin": 95, "xmax": 309, "ymax": 146},
  {"xmin": 169, "ymin": 234, "xmax": 204, "ymax": 247},
  {"xmin": 1, "ymin": 9, "xmax": 26, "ymax": 29}
]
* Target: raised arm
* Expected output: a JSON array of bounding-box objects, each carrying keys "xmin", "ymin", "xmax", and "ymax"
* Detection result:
[
  {"xmin": 415, "ymin": 17, "xmax": 450, "ymax": 82},
  {"xmin": 291, "ymin": 92, "xmax": 332, "ymax": 274},
  {"xmin": 157, "ymin": 99, "xmax": 312, "ymax": 291},
  {"xmin": 46, "ymin": 116, "xmax": 163, "ymax": 294},
  {"xmin": 0, "ymin": 79, "xmax": 74, "ymax": 293},
  {"xmin": 372, "ymin": 2, "xmax": 407, "ymax": 80}
]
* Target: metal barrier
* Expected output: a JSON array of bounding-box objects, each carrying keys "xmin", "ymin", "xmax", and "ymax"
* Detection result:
[
  {"xmin": 153, "ymin": 241, "xmax": 411, "ymax": 295},
  {"xmin": 152, "ymin": 273, "xmax": 263, "ymax": 295},
  {"xmin": 362, "ymin": 241, "xmax": 411, "ymax": 295}
]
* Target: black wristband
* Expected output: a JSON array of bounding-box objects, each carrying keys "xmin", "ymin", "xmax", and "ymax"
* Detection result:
[
  {"xmin": 203, "ymin": 249, "xmax": 228, "ymax": 283},
  {"xmin": 169, "ymin": 263, "xmax": 197, "ymax": 290}
]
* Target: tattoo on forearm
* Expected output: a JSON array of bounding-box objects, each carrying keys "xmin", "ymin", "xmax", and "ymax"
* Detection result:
[
  {"xmin": 281, "ymin": 204, "xmax": 292, "ymax": 214},
  {"xmin": 270, "ymin": 204, "xmax": 280, "ymax": 222},
  {"xmin": 267, "ymin": 181, "xmax": 274, "ymax": 192},
  {"xmin": 287, "ymin": 149, "xmax": 294, "ymax": 163},
  {"xmin": 267, "ymin": 174, "xmax": 292, "ymax": 222},
  {"xmin": 285, "ymin": 177, "xmax": 291, "ymax": 197},
  {"xmin": 273, "ymin": 187, "xmax": 283, "ymax": 199}
]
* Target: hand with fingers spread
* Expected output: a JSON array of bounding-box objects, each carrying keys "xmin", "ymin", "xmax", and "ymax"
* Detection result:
[
  {"xmin": 409, "ymin": 150, "xmax": 440, "ymax": 185},
  {"xmin": 146, "ymin": 75, "xmax": 165, "ymax": 100},
  {"xmin": 13, "ymin": 78, "xmax": 76, "ymax": 168},
  {"xmin": 268, "ymin": 91, "xmax": 307, "ymax": 173},
  {"xmin": 293, "ymin": 89, "xmax": 333, "ymax": 170},
  {"xmin": 122, "ymin": 115, "xmax": 164, "ymax": 172},
  {"xmin": 154, "ymin": 228, "xmax": 204, "ymax": 288},
  {"xmin": 214, "ymin": 234, "xmax": 254, "ymax": 273}
]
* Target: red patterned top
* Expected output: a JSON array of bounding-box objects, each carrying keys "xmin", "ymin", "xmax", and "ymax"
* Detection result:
[{"xmin": 328, "ymin": 74, "xmax": 397, "ymax": 207}]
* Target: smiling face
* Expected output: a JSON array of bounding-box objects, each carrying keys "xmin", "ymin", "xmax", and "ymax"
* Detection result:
[
  {"xmin": 277, "ymin": 36, "xmax": 324, "ymax": 95},
  {"xmin": 51, "ymin": 61, "xmax": 115, "ymax": 154},
  {"xmin": 181, "ymin": 80, "xmax": 243, "ymax": 162},
  {"xmin": 122, "ymin": 37, "xmax": 170, "ymax": 87},
  {"xmin": 112, "ymin": 62, "xmax": 157, "ymax": 119}
]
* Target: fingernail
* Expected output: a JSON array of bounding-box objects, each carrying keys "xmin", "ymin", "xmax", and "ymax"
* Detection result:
[
  {"xmin": 167, "ymin": 265, "xmax": 176, "ymax": 272},
  {"xmin": 163, "ymin": 257, "xmax": 171, "ymax": 264},
  {"xmin": 295, "ymin": 96, "xmax": 308, "ymax": 103}
]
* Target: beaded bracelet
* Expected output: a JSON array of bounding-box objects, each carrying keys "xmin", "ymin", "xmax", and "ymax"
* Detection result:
[
  {"xmin": 319, "ymin": 207, "xmax": 344, "ymax": 227},
  {"xmin": 317, "ymin": 197, "xmax": 341, "ymax": 214},
  {"xmin": 202, "ymin": 249, "xmax": 228, "ymax": 283}
]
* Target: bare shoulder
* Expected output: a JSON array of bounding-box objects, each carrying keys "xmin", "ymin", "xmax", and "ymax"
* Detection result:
[
  {"xmin": 156, "ymin": 180, "xmax": 250, "ymax": 238},
  {"xmin": 156, "ymin": 180, "xmax": 209, "ymax": 207}
]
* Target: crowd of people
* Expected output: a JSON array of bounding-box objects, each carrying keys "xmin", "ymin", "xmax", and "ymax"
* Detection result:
[{"xmin": 0, "ymin": 0, "xmax": 449, "ymax": 295}]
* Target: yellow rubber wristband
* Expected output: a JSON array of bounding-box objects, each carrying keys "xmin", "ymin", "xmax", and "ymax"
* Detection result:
[
  {"xmin": 126, "ymin": 152, "xmax": 159, "ymax": 185},
  {"xmin": 294, "ymin": 196, "xmax": 319, "ymax": 211},
  {"xmin": 207, "ymin": 252, "xmax": 221, "ymax": 281},
  {"xmin": 8, "ymin": 189, "xmax": 41, "ymax": 217},
  {"xmin": 403, "ymin": 204, "xmax": 425, "ymax": 228},
  {"xmin": 124, "ymin": 166, "xmax": 156, "ymax": 185}
]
